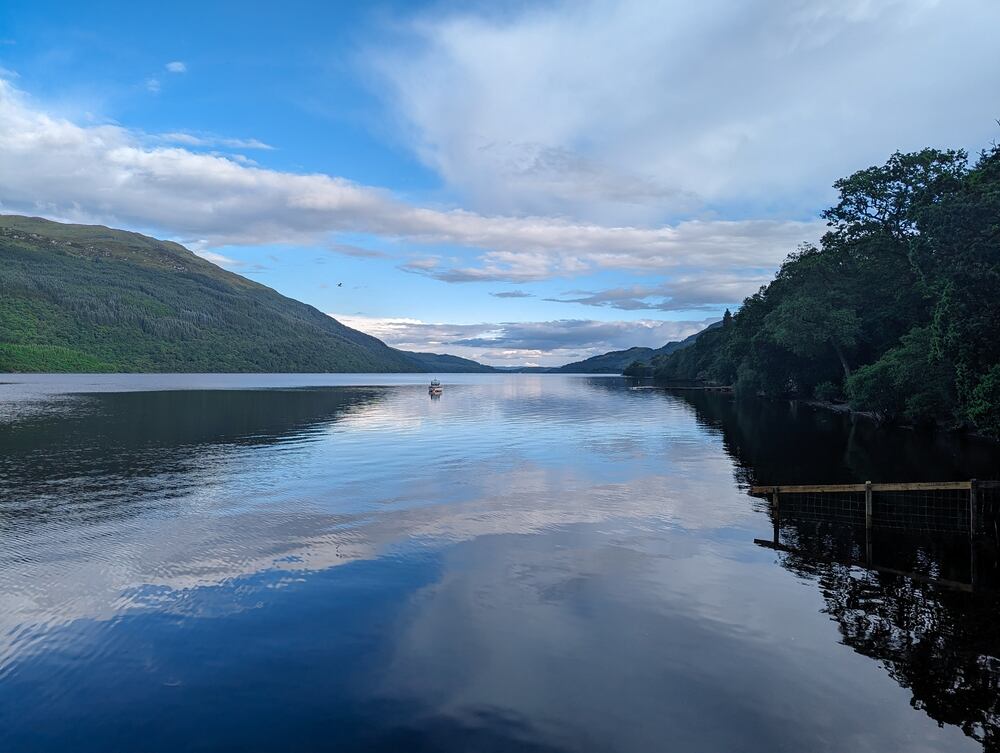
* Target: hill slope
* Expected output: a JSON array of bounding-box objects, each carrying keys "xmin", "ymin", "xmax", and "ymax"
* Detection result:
[
  {"xmin": 0, "ymin": 215, "xmax": 424, "ymax": 373},
  {"xmin": 405, "ymin": 352, "xmax": 496, "ymax": 373},
  {"xmin": 554, "ymin": 324, "xmax": 720, "ymax": 374}
]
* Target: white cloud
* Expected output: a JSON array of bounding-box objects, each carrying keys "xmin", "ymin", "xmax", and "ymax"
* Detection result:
[
  {"xmin": 0, "ymin": 78, "xmax": 816, "ymax": 283},
  {"xmin": 333, "ymin": 313, "xmax": 716, "ymax": 366},
  {"xmin": 194, "ymin": 250, "xmax": 241, "ymax": 268},
  {"xmin": 166, "ymin": 61, "xmax": 187, "ymax": 74},
  {"xmin": 145, "ymin": 77, "xmax": 160, "ymax": 93},
  {"xmin": 328, "ymin": 242, "xmax": 391, "ymax": 259},
  {"xmin": 395, "ymin": 221, "xmax": 812, "ymax": 283},
  {"xmin": 546, "ymin": 271, "xmax": 773, "ymax": 312},
  {"xmin": 158, "ymin": 131, "xmax": 274, "ymax": 150},
  {"xmin": 369, "ymin": 0, "xmax": 1000, "ymax": 223}
]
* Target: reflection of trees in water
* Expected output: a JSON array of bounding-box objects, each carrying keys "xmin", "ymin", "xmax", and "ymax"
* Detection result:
[
  {"xmin": 667, "ymin": 391, "xmax": 1000, "ymax": 751},
  {"xmin": 671, "ymin": 390, "xmax": 1000, "ymax": 485},
  {"xmin": 782, "ymin": 545, "xmax": 1000, "ymax": 752},
  {"xmin": 764, "ymin": 520, "xmax": 1000, "ymax": 751},
  {"xmin": 0, "ymin": 388, "xmax": 386, "ymax": 529}
]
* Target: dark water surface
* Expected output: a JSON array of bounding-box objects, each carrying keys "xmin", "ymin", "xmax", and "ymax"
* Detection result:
[{"xmin": 2, "ymin": 374, "xmax": 999, "ymax": 753}]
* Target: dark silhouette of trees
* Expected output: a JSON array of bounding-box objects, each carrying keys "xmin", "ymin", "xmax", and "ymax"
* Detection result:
[{"xmin": 654, "ymin": 143, "xmax": 1000, "ymax": 437}]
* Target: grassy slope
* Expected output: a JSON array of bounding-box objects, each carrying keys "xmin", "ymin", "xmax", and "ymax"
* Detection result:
[{"xmin": 0, "ymin": 215, "xmax": 422, "ymax": 373}]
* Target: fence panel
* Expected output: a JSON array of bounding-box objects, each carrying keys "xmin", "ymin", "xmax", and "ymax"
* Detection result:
[{"xmin": 751, "ymin": 480, "xmax": 996, "ymax": 536}]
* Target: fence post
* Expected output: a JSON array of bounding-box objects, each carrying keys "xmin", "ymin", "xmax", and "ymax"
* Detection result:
[
  {"xmin": 970, "ymin": 479, "xmax": 978, "ymax": 539},
  {"xmin": 865, "ymin": 481, "xmax": 873, "ymax": 564},
  {"xmin": 770, "ymin": 488, "xmax": 781, "ymax": 545}
]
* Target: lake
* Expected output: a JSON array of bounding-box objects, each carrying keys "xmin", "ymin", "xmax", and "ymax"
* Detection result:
[{"xmin": 1, "ymin": 374, "xmax": 999, "ymax": 752}]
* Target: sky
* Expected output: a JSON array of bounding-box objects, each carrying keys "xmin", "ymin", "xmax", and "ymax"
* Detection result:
[{"xmin": 0, "ymin": 0, "xmax": 998, "ymax": 366}]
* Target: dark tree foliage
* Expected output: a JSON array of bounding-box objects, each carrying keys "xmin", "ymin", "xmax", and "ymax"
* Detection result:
[
  {"xmin": 653, "ymin": 144, "xmax": 1000, "ymax": 437},
  {"xmin": 622, "ymin": 359, "xmax": 653, "ymax": 377}
]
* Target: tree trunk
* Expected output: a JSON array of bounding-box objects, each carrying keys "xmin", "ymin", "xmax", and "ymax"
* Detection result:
[{"xmin": 832, "ymin": 342, "xmax": 852, "ymax": 378}]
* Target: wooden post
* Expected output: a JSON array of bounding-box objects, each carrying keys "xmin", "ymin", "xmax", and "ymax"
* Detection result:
[
  {"xmin": 865, "ymin": 481, "xmax": 873, "ymax": 565},
  {"xmin": 971, "ymin": 541, "xmax": 977, "ymax": 591},
  {"xmin": 970, "ymin": 478, "xmax": 978, "ymax": 589},
  {"xmin": 970, "ymin": 479, "xmax": 978, "ymax": 539},
  {"xmin": 771, "ymin": 488, "xmax": 780, "ymax": 546}
]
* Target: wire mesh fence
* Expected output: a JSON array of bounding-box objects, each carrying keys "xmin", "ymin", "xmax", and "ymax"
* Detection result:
[
  {"xmin": 778, "ymin": 490, "xmax": 865, "ymax": 527},
  {"xmin": 875, "ymin": 487, "xmax": 970, "ymax": 533},
  {"xmin": 752, "ymin": 481, "xmax": 1000, "ymax": 536}
]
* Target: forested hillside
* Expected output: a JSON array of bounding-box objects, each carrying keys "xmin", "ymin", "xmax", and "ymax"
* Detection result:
[
  {"xmin": 405, "ymin": 352, "xmax": 496, "ymax": 372},
  {"xmin": 557, "ymin": 326, "xmax": 715, "ymax": 374},
  {"xmin": 653, "ymin": 144, "xmax": 1000, "ymax": 437},
  {"xmin": 557, "ymin": 346, "xmax": 662, "ymax": 374},
  {"xmin": 0, "ymin": 216, "xmax": 423, "ymax": 373}
]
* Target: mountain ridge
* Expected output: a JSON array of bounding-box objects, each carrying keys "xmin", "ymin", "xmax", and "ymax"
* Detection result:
[
  {"xmin": 551, "ymin": 323, "xmax": 721, "ymax": 374},
  {"xmin": 0, "ymin": 215, "xmax": 719, "ymax": 375},
  {"xmin": 0, "ymin": 215, "xmax": 455, "ymax": 373}
]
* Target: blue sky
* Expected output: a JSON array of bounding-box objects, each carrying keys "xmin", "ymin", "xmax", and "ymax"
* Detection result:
[{"xmin": 1, "ymin": 0, "xmax": 998, "ymax": 365}]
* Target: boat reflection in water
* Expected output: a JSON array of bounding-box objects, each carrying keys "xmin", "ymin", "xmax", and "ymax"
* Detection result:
[{"xmin": 428, "ymin": 378, "xmax": 443, "ymax": 398}]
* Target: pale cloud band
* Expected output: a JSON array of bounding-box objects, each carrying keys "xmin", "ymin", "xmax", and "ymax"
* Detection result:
[
  {"xmin": 158, "ymin": 132, "xmax": 274, "ymax": 151},
  {"xmin": 546, "ymin": 272, "xmax": 773, "ymax": 312},
  {"xmin": 0, "ymin": 78, "xmax": 817, "ymax": 288},
  {"xmin": 334, "ymin": 314, "xmax": 717, "ymax": 367}
]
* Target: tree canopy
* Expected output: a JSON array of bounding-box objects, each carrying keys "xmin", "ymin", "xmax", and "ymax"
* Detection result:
[{"xmin": 653, "ymin": 143, "xmax": 1000, "ymax": 437}]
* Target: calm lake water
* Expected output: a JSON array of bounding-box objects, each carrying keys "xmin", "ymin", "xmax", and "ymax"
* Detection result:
[{"xmin": 2, "ymin": 374, "xmax": 999, "ymax": 752}]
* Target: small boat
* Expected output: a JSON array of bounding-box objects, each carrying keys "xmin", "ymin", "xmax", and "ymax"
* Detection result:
[{"xmin": 428, "ymin": 379, "xmax": 443, "ymax": 396}]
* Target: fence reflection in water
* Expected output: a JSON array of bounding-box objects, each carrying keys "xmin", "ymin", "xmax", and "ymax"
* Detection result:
[{"xmin": 751, "ymin": 480, "xmax": 1000, "ymax": 591}]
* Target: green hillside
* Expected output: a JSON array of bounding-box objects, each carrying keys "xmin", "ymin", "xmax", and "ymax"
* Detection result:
[
  {"xmin": 555, "ymin": 325, "xmax": 717, "ymax": 374},
  {"xmin": 0, "ymin": 215, "xmax": 423, "ymax": 373},
  {"xmin": 406, "ymin": 352, "xmax": 496, "ymax": 373}
]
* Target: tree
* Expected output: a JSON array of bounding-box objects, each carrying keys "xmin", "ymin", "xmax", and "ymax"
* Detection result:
[
  {"xmin": 822, "ymin": 148, "xmax": 967, "ymax": 243},
  {"xmin": 915, "ymin": 145, "xmax": 1000, "ymax": 422},
  {"xmin": 846, "ymin": 327, "xmax": 954, "ymax": 426},
  {"xmin": 652, "ymin": 141, "xmax": 1000, "ymax": 437},
  {"xmin": 967, "ymin": 364, "xmax": 1000, "ymax": 437},
  {"xmin": 764, "ymin": 297, "xmax": 858, "ymax": 379},
  {"xmin": 622, "ymin": 360, "xmax": 652, "ymax": 377},
  {"xmin": 761, "ymin": 246, "xmax": 861, "ymax": 380}
]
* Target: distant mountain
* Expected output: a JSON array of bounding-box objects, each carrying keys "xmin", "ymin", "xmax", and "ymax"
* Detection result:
[
  {"xmin": 554, "ymin": 346, "xmax": 662, "ymax": 374},
  {"xmin": 0, "ymin": 215, "xmax": 443, "ymax": 373},
  {"xmin": 404, "ymin": 352, "xmax": 496, "ymax": 373},
  {"xmin": 553, "ymin": 323, "xmax": 721, "ymax": 374},
  {"xmin": 492, "ymin": 366, "xmax": 554, "ymax": 373}
]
